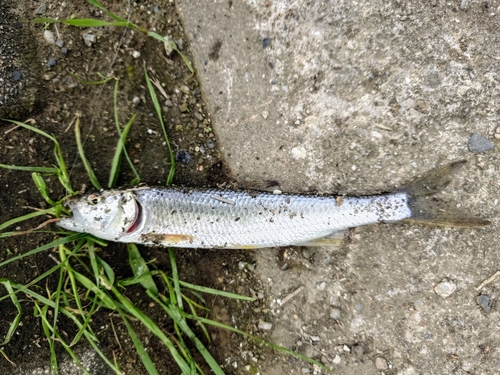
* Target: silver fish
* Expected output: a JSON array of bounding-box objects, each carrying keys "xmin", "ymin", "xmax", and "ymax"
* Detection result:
[{"xmin": 58, "ymin": 161, "xmax": 489, "ymax": 248}]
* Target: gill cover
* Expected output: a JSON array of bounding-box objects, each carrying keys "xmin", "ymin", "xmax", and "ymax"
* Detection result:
[{"xmin": 58, "ymin": 191, "xmax": 139, "ymax": 241}]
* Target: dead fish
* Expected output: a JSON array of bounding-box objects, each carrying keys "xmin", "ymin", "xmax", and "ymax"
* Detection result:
[{"xmin": 58, "ymin": 161, "xmax": 490, "ymax": 249}]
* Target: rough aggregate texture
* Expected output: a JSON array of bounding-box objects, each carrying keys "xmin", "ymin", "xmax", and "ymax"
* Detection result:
[{"xmin": 178, "ymin": 0, "xmax": 500, "ymax": 373}]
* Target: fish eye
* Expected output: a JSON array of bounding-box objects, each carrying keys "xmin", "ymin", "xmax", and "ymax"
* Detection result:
[{"xmin": 87, "ymin": 193, "xmax": 102, "ymax": 205}]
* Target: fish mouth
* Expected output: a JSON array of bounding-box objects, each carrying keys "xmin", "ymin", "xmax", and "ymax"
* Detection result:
[{"xmin": 126, "ymin": 200, "xmax": 143, "ymax": 234}]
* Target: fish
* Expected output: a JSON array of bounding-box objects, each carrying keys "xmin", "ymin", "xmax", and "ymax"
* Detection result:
[{"xmin": 58, "ymin": 161, "xmax": 490, "ymax": 249}]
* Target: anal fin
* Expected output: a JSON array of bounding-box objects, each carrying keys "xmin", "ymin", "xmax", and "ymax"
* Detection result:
[{"xmin": 296, "ymin": 230, "xmax": 347, "ymax": 247}]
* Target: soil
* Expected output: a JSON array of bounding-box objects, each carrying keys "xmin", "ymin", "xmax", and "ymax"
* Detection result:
[{"xmin": 0, "ymin": 1, "xmax": 261, "ymax": 374}]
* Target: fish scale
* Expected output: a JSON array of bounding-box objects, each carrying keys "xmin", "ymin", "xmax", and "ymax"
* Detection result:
[{"xmin": 124, "ymin": 188, "xmax": 412, "ymax": 248}]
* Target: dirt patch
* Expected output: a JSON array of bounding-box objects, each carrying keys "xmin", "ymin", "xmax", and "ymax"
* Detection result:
[{"xmin": 0, "ymin": 1, "xmax": 260, "ymax": 374}]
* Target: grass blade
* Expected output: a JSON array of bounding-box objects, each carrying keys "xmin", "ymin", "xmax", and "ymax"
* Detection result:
[
  {"xmin": 0, "ymin": 164, "xmax": 58, "ymax": 173},
  {"xmin": 108, "ymin": 113, "xmax": 138, "ymax": 187},
  {"xmin": 147, "ymin": 32, "xmax": 194, "ymax": 74},
  {"xmin": 0, "ymin": 233, "xmax": 85, "ymax": 268},
  {"xmin": 127, "ymin": 244, "xmax": 158, "ymax": 294},
  {"xmin": 0, "ymin": 280, "xmax": 22, "ymax": 345},
  {"xmin": 168, "ymin": 248, "xmax": 183, "ymax": 309},
  {"xmin": 111, "ymin": 286, "xmax": 191, "ymax": 373},
  {"xmin": 144, "ymin": 65, "xmax": 175, "ymax": 185},
  {"xmin": 0, "ymin": 207, "xmax": 56, "ymax": 232},
  {"xmin": 75, "ymin": 117, "xmax": 102, "ymax": 189},
  {"xmin": 118, "ymin": 309, "xmax": 160, "ymax": 375},
  {"xmin": 109, "ymin": 79, "xmax": 140, "ymax": 187},
  {"xmin": 87, "ymin": 0, "xmax": 128, "ymax": 23}
]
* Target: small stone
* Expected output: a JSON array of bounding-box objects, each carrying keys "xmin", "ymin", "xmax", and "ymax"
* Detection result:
[
  {"xmin": 12, "ymin": 71, "xmax": 22, "ymax": 81},
  {"xmin": 61, "ymin": 47, "xmax": 68, "ymax": 55},
  {"xmin": 434, "ymin": 280, "xmax": 456, "ymax": 298},
  {"xmin": 153, "ymin": 6, "xmax": 161, "ymax": 14},
  {"xmin": 176, "ymin": 38, "xmax": 184, "ymax": 50},
  {"xmin": 375, "ymin": 357, "xmax": 388, "ymax": 370},
  {"xmin": 291, "ymin": 146, "xmax": 307, "ymax": 160},
  {"xmin": 354, "ymin": 303, "xmax": 364, "ymax": 312},
  {"xmin": 330, "ymin": 308, "xmax": 341, "ymax": 320},
  {"xmin": 206, "ymin": 139, "xmax": 215, "ymax": 149},
  {"xmin": 164, "ymin": 35, "xmax": 175, "ymax": 56},
  {"xmin": 35, "ymin": 3, "xmax": 47, "ymax": 14},
  {"xmin": 179, "ymin": 102, "xmax": 189, "ymax": 113},
  {"xmin": 316, "ymin": 281, "xmax": 326, "ymax": 290},
  {"xmin": 468, "ymin": 133, "xmax": 494, "ymax": 153},
  {"xmin": 175, "ymin": 150, "xmax": 192, "ymax": 164},
  {"xmin": 310, "ymin": 336, "xmax": 320, "ymax": 342},
  {"xmin": 82, "ymin": 33, "xmax": 97, "ymax": 46},
  {"xmin": 258, "ymin": 320, "xmax": 273, "ymax": 331},
  {"xmin": 460, "ymin": 0, "xmax": 468, "ymax": 9},
  {"xmin": 132, "ymin": 50, "xmax": 141, "ymax": 59},
  {"xmin": 262, "ymin": 110, "xmax": 269, "ymax": 119},
  {"xmin": 343, "ymin": 345, "xmax": 350, "ymax": 352},
  {"xmin": 332, "ymin": 355, "xmax": 341, "ymax": 364},
  {"xmin": 494, "ymin": 134, "xmax": 500, "ymax": 140},
  {"xmin": 56, "ymin": 39, "xmax": 64, "ymax": 48},
  {"xmin": 132, "ymin": 96, "xmax": 141, "ymax": 106},
  {"xmin": 47, "ymin": 58, "xmax": 57, "ymax": 67},
  {"xmin": 262, "ymin": 37, "xmax": 271, "ymax": 48},
  {"xmin": 43, "ymin": 30, "xmax": 56, "ymax": 45},
  {"xmin": 194, "ymin": 112, "xmax": 203, "ymax": 121},
  {"xmin": 477, "ymin": 294, "xmax": 492, "ymax": 313},
  {"xmin": 301, "ymin": 368, "xmax": 310, "ymax": 374}
]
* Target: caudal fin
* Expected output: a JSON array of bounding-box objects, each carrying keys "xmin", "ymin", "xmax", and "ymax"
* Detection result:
[{"xmin": 399, "ymin": 161, "xmax": 490, "ymax": 227}]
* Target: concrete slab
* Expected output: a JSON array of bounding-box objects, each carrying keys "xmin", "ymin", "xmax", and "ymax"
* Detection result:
[{"xmin": 177, "ymin": 0, "xmax": 499, "ymax": 373}]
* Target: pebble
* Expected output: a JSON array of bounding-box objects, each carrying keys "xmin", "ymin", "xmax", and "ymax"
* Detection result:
[
  {"xmin": 132, "ymin": 50, "xmax": 141, "ymax": 59},
  {"xmin": 258, "ymin": 320, "xmax": 273, "ymax": 331},
  {"xmin": 206, "ymin": 139, "xmax": 215, "ymax": 149},
  {"xmin": 56, "ymin": 39, "xmax": 64, "ymax": 48},
  {"xmin": 332, "ymin": 355, "xmax": 341, "ymax": 364},
  {"xmin": 61, "ymin": 47, "xmax": 68, "ymax": 55},
  {"xmin": 354, "ymin": 303, "xmax": 364, "ymax": 312},
  {"xmin": 262, "ymin": 110, "xmax": 269, "ymax": 119},
  {"xmin": 468, "ymin": 133, "xmax": 494, "ymax": 153},
  {"xmin": 194, "ymin": 111, "xmax": 203, "ymax": 121},
  {"xmin": 82, "ymin": 33, "xmax": 97, "ymax": 46},
  {"xmin": 495, "ymin": 133, "xmax": 500, "ymax": 140},
  {"xmin": 175, "ymin": 150, "xmax": 192, "ymax": 164},
  {"xmin": 330, "ymin": 308, "xmax": 341, "ymax": 320},
  {"xmin": 154, "ymin": 6, "xmax": 161, "ymax": 14},
  {"xmin": 132, "ymin": 96, "xmax": 141, "ymax": 106},
  {"xmin": 375, "ymin": 357, "xmax": 388, "ymax": 370},
  {"xmin": 35, "ymin": 3, "xmax": 47, "ymax": 14},
  {"xmin": 47, "ymin": 58, "xmax": 57, "ymax": 67},
  {"xmin": 12, "ymin": 71, "xmax": 22, "ymax": 81},
  {"xmin": 301, "ymin": 368, "xmax": 310, "ymax": 374},
  {"xmin": 477, "ymin": 294, "xmax": 492, "ymax": 313},
  {"xmin": 316, "ymin": 281, "xmax": 326, "ymax": 290},
  {"xmin": 434, "ymin": 280, "xmax": 456, "ymax": 298},
  {"xmin": 460, "ymin": 0, "xmax": 468, "ymax": 9},
  {"xmin": 291, "ymin": 146, "xmax": 307, "ymax": 160},
  {"xmin": 43, "ymin": 30, "xmax": 56, "ymax": 45},
  {"xmin": 262, "ymin": 37, "xmax": 271, "ymax": 48},
  {"xmin": 179, "ymin": 102, "xmax": 189, "ymax": 112},
  {"xmin": 164, "ymin": 35, "xmax": 175, "ymax": 56}
]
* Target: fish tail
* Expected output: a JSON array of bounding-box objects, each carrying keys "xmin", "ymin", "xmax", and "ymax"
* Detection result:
[{"xmin": 399, "ymin": 160, "xmax": 490, "ymax": 227}]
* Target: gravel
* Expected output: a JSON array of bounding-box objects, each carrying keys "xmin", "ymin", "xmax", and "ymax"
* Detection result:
[
  {"xmin": 477, "ymin": 294, "xmax": 492, "ymax": 313},
  {"xmin": 468, "ymin": 133, "xmax": 494, "ymax": 153},
  {"xmin": 434, "ymin": 280, "xmax": 457, "ymax": 298},
  {"xmin": 175, "ymin": 150, "xmax": 192, "ymax": 164}
]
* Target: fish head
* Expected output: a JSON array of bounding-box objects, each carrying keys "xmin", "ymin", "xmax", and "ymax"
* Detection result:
[{"xmin": 58, "ymin": 191, "xmax": 140, "ymax": 241}]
